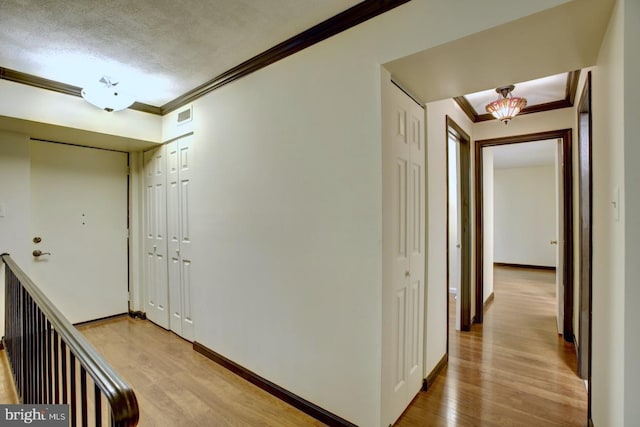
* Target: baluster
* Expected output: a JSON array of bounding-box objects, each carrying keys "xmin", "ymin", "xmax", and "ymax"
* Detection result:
[
  {"xmin": 39, "ymin": 310, "xmax": 46, "ymax": 403},
  {"xmin": 36, "ymin": 307, "xmax": 43, "ymax": 403},
  {"xmin": 80, "ymin": 368, "xmax": 87, "ymax": 427},
  {"xmin": 47, "ymin": 319, "xmax": 53, "ymax": 403},
  {"xmin": 61, "ymin": 341, "xmax": 68, "ymax": 405},
  {"xmin": 25, "ymin": 292, "xmax": 31, "ymax": 402},
  {"xmin": 70, "ymin": 353, "xmax": 77, "ymax": 427},
  {"xmin": 54, "ymin": 330, "xmax": 60, "ymax": 404},
  {"xmin": 95, "ymin": 384, "xmax": 102, "ymax": 427},
  {"xmin": 30, "ymin": 297, "xmax": 36, "ymax": 403}
]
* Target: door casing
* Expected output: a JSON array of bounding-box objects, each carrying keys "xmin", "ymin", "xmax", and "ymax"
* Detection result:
[
  {"xmin": 577, "ymin": 72, "xmax": 593, "ymax": 420},
  {"xmin": 473, "ymin": 129, "xmax": 574, "ymax": 338},
  {"xmin": 445, "ymin": 116, "xmax": 471, "ymax": 335}
]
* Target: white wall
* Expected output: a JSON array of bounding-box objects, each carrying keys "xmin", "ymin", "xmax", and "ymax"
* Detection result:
[
  {"xmin": 623, "ymin": 0, "xmax": 640, "ymax": 425},
  {"xmin": 0, "ymin": 80, "xmax": 161, "ymax": 145},
  {"xmin": 173, "ymin": 45, "xmax": 386, "ymax": 426},
  {"xmin": 0, "ymin": 131, "xmax": 31, "ymax": 334},
  {"xmin": 591, "ymin": 1, "xmax": 625, "ymax": 425},
  {"xmin": 493, "ymin": 166, "xmax": 556, "ymax": 267},
  {"xmin": 483, "ymin": 150, "xmax": 494, "ymax": 301}
]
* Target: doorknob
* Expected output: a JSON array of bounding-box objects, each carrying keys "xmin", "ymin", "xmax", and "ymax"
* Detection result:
[
  {"xmin": 32, "ymin": 250, "xmax": 51, "ymax": 257},
  {"xmin": 550, "ymin": 240, "xmax": 558, "ymax": 245},
  {"xmin": 405, "ymin": 271, "xmax": 410, "ymax": 277}
]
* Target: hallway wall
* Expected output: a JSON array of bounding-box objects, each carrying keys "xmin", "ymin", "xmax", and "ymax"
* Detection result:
[
  {"xmin": 0, "ymin": 131, "xmax": 31, "ymax": 334},
  {"xmin": 591, "ymin": 1, "xmax": 625, "ymax": 425},
  {"xmin": 623, "ymin": 1, "xmax": 640, "ymax": 424}
]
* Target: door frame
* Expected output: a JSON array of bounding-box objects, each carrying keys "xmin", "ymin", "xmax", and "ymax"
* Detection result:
[
  {"xmin": 473, "ymin": 129, "xmax": 574, "ymax": 341},
  {"xmin": 445, "ymin": 117, "xmax": 472, "ymax": 336},
  {"xmin": 577, "ymin": 72, "xmax": 593, "ymax": 420}
]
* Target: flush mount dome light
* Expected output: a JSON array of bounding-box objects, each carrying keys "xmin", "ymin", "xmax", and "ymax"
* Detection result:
[
  {"xmin": 81, "ymin": 76, "xmax": 135, "ymax": 112},
  {"xmin": 485, "ymin": 85, "xmax": 527, "ymax": 124}
]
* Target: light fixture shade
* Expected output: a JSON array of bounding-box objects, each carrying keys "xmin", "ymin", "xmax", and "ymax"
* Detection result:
[
  {"xmin": 485, "ymin": 85, "xmax": 527, "ymax": 124},
  {"xmin": 81, "ymin": 76, "xmax": 135, "ymax": 112}
]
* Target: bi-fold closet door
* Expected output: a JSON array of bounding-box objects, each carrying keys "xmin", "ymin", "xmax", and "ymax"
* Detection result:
[
  {"xmin": 143, "ymin": 135, "xmax": 195, "ymax": 341},
  {"xmin": 381, "ymin": 80, "xmax": 425, "ymax": 426}
]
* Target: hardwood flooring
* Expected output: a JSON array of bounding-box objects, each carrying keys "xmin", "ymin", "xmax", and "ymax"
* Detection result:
[
  {"xmin": 0, "ymin": 266, "xmax": 586, "ymax": 426},
  {"xmin": 0, "ymin": 350, "xmax": 18, "ymax": 404},
  {"xmin": 77, "ymin": 317, "xmax": 324, "ymax": 427},
  {"xmin": 396, "ymin": 266, "xmax": 587, "ymax": 426}
]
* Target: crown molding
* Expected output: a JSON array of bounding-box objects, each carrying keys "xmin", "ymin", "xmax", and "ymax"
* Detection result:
[
  {"xmin": 454, "ymin": 70, "xmax": 582, "ymax": 123},
  {"xmin": 161, "ymin": 0, "xmax": 411, "ymax": 113},
  {"xmin": 0, "ymin": 67, "xmax": 162, "ymax": 115},
  {"xmin": 1, "ymin": 0, "xmax": 410, "ymax": 117}
]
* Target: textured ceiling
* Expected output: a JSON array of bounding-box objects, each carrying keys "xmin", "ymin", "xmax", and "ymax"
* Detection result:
[{"xmin": 0, "ymin": 0, "xmax": 361, "ymax": 106}]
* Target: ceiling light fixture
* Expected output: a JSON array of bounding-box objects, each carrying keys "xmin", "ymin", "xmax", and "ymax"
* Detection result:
[
  {"xmin": 81, "ymin": 76, "xmax": 135, "ymax": 112},
  {"xmin": 485, "ymin": 85, "xmax": 527, "ymax": 124}
]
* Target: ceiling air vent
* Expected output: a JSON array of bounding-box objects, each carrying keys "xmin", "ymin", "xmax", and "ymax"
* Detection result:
[{"xmin": 177, "ymin": 106, "xmax": 192, "ymax": 125}]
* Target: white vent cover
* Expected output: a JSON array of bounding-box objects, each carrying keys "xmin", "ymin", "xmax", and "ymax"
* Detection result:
[{"xmin": 177, "ymin": 106, "xmax": 193, "ymax": 125}]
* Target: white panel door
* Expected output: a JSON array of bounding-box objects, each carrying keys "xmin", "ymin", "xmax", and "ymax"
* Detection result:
[
  {"xmin": 407, "ymin": 101, "xmax": 425, "ymax": 396},
  {"xmin": 382, "ymin": 81, "xmax": 425, "ymax": 426},
  {"xmin": 143, "ymin": 146, "xmax": 170, "ymax": 329},
  {"xmin": 29, "ymin": 141, "xmax": 128, "ymax": 323},
  {"xmin": 167, "ymin": 135, "xmax": 195, "ymax": 341}
]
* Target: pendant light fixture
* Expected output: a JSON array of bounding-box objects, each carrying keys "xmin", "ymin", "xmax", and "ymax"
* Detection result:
[
  {"xmin": 81, "ymin": 76, "xmax": 135, "ymax": 112},
  {"xmin": 485, "ymin": 85, "xmax": 527, "ymax": 124}
]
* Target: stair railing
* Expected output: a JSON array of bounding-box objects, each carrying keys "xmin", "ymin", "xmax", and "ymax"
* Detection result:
[{"xmin": 1, "ymin": 253, "xmax": 139, "ymax": 426}]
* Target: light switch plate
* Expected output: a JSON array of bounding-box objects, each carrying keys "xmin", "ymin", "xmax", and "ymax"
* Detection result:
[{"xmin": 613, "ymin": 186, "xmax": 620, "ymax": 222}]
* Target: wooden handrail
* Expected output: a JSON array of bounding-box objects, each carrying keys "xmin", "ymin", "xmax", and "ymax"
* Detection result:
[{"xmin": 1, "ymin": 253, "xmax": 139, "ymax": 426}]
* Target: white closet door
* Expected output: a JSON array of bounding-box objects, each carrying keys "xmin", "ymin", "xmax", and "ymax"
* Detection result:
[
  {"xmin": 407, "ymin": 103, "xmax": 425, "ymax": 395},
  {"xmin": 167, "ymin": 135, "xmax": 195, "ymax": 341},
  {"xmin": 382, "ymin": 81, "xmax": 425, "ymax": 426},
  {"xmin": 143, "ymin": 146, "xmax": 169, "ymax": 329}
]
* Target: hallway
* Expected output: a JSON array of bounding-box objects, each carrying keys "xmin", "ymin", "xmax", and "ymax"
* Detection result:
[
  {"xmin": 396, "ymin": 266, "xmax": 587, "ymax": 426},
  {"xmin": 0, "ymin": 265, "xmax": 587, "ymax": 425}
]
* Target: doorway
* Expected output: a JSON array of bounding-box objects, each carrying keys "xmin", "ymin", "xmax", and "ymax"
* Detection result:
[
  {"xmin": 487, "ymin": 140, "xmax": 560, "ymax": 330},
  {"xmin": 577, "ymin": 72, "xmax": 593, "ymax": 415},
  {"xmin": 445, "ymin": 117, "xmax": 471, "ymax": 335},
  {"xmin": 474, "ymin": 129, "xmax": 573, "ymax": 333}
]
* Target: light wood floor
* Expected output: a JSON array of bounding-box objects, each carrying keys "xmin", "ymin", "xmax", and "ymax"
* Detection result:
[
  {"xmin": 0, "ymin": 266, "xmax": 586, "ymax": 426},
  {"xmin": 396, "ymin": 266, "xmax": 587, "ymax": 426},
  {"xmin": 77, "ymin": 317, "xmax": 324, "ymax": 427},
  {"xmin": 0, "ymin": 350, "xmax": 18, "ymax": 403}
]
